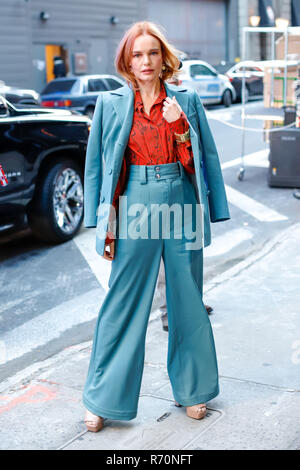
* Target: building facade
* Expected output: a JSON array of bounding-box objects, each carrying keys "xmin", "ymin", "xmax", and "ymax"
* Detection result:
[
  {"xmin": 0, "ymin": 0, "xmax": 297, "ymax": 93},
  {"xmin": 146, "ymin": 0, "xmax": 239, "ymax": 66},
  {"xmin": 0, "ymin": 0, "xmax": 147, "ymax": 92}
]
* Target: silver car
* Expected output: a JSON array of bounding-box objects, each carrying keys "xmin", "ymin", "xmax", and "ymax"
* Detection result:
[{"xmin": 179, "ymin": 60, "xmax": 236, "ymax": 107}]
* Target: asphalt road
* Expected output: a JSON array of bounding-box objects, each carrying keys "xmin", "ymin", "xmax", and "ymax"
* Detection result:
[{"xmin": 0, "ymin": 99, "xmax": 299, "ymax": 382}]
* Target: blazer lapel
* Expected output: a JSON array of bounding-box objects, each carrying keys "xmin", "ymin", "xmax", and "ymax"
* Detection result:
[
  {"xmin": 109, "ymin": 85, "xmax": 134, "ymax": 147},
  {"xmin": 164, "ymin": 82, "xmax": 202, "ymax": 189},
  {"xmin": 164, "ymin": 82, "xmax": 200, "ymax": 154}
]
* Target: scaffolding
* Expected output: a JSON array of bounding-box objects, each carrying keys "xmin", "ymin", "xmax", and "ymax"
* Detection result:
[{"xmin": 238, "ymin": 26, "xmax": 300, "ymax": 181}]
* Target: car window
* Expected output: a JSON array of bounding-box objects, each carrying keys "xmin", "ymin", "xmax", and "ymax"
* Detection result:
[
  {"xmin": 41, "ymin": 79, "xmax": 78, "ymax": 94},
  {"xmin": 87, "ymin": 79, "xmax": 107, "ymax": 92},
  {"xmin": 235, "ymin": 65, "xmax": 262, "ymax": 73},
  {"xmin": 105, "ymin": 78, "xmax": 122, "ymax": 90},
  {"xmin": 190, "ymin": 65, "xmax": 215, "ymax": 77}
]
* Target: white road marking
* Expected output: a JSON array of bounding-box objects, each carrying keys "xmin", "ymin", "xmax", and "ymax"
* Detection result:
[
  {"xmin": 73, "ymin": 228, "xmax": 111, "ymax": 291},
  {"xmin": 225, "ymin": 184, "xmax": 288, "ymax": 222},
  {"xmin": 1, "ymin": 288, "xmax": 102, "ymax": 363},
  {"xmin": 205, "ymin": 228, "xmax": 253, "ymax": 257},
  {"xmin": 221, "ymin": 149, "xmax": 269, "ymax": 170}
]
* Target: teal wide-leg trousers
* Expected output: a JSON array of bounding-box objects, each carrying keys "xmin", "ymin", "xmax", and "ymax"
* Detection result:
[{"xmin": 83, "ymin": 161, "xmax": 219, "ymax": 420}]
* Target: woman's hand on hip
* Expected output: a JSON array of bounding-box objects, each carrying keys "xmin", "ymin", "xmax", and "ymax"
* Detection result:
[{"xmin": 162, "ymin": 96, "xmax": 181, "ymax": 123}]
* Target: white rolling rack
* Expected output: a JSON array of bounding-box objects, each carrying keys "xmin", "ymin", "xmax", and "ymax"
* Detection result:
[{"xmin": 238, "ymin": 26, "xmax": 300, "ymax": 181}]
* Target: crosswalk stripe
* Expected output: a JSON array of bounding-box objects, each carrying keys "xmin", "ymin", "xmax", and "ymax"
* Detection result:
[
  {"xmin": 1, "ymin": 288, "xmax": 103, "ymax": 364},
  {"xmin": 74, "ymin": 228, "xmax": 111, "ymax": 291},
  {"xmin": 225, "ymin": 184, "xmax": 288, "ymax": 222},
  {"xmin": 221, "ymin": 149, "xmax": 269, "ymax": 170},
  {"xmin": 205, "ymin": 228, "xmax": 253, "ymax": 257}
]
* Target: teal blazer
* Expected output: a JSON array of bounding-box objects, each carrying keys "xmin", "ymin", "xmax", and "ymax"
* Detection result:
[{"xmin": 84, "ymin": 81, "xmax": 230, "ymax": 256}]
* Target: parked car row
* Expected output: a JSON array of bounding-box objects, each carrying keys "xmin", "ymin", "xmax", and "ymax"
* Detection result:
[
  {"xmin": 39, "ymin": 59, "xmax": 263, "ymax": 115},
  {"xmin": 1, "ymin": 57, "xmax": 264, "ymax": 121},
  {"xmin": 180, "ymin": 59, "xmax": 264, "ymax": 106}
]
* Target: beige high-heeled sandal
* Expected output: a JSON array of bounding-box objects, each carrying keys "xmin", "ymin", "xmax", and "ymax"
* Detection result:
[
  {"xmin": 84, "ymin": 409, "xmax": 104, "ymax": 432},
  {"xmin": 175, "ymin": 401, "xmax": 207, "ymax": 420}
]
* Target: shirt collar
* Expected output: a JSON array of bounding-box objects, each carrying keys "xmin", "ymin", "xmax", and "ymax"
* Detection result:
[{"xmin": 134, "ymin": 79, "xmax": 166, "ymax": 112}]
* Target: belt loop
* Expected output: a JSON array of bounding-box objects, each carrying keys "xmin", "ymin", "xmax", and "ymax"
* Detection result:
[
  {"xmin": 177, "ymin": 160, "xmax": 184, "ymax": 180},
  {"xmin": 140, "ymin": 165, "xmax": 147, "ymax": 184}
]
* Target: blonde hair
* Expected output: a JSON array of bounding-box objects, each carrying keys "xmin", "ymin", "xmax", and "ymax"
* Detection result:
[{"xmin": 114, "ymin": 21, "xmax": 183, "ymax": 91}]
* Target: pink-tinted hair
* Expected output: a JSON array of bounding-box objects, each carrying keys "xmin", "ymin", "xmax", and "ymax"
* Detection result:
[{"xmin": 114, "ymin": 21, "xmax": 183, "ymax": 92}]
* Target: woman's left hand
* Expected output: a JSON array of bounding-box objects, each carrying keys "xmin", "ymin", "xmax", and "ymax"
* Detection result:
[{"xmin": 162, "ymin": 96, "xmax": 182, "ymax": 123}]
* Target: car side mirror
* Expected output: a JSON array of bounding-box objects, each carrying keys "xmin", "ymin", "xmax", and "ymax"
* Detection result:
[{"xmin": 0, "ymin": 97, "xmax": 9, "ymax": 116}]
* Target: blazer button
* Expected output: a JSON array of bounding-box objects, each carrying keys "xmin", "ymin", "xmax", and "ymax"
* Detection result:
[
  {"xmin": 108, "ymin": 169, "xmax": 112, "ymax": 175},
  {"xmin": 200, "ymin": 161, "xmax": 203, "ymax": 167},
  {"xmin": 101, "ymin": 195, "xmax": 105, "ymax": 203}
]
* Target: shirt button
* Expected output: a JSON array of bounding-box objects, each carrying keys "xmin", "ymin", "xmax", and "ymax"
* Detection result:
[
  {"xmin": 155, "ymin": 166, "xmax": 160, "ymax": 171},
  {"xmin": 108, "ymin": 168, "xmax": 112, "ymax": 175},
  {"xmin": 155, "ymin": 174, "xmax": 161, "ymax": 179},
  {"xmin": 101, "ymin": 195, "xmax": 105, "ymax": 202}
]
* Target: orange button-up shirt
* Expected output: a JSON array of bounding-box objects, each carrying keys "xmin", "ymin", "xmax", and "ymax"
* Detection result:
[{"xmin": 106, "ymin": 79, "xmax": 195, "ymax": 244}]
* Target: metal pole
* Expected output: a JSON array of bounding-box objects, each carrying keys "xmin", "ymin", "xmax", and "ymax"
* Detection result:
[
  {"xmin": 283, "ymin": 28, "xmax": 289, "ymax": 107},
  {"xmin": 271, "ymin": 31, "xmax": 275, "ymax": 107},
  {"xmin": 239, "ymin": 26, "xmax": 247, "ymax": 181}
]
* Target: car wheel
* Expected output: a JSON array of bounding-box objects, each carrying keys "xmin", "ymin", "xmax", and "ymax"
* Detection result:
[
  {"xmin": 222, "ymin": 89, "xmax": 232, "ymax": 107},
  {"xmin": 85, "ymin": 106, "xmax": 95, "ymax": 119},
  {"xmin": 27, "ymin": 159, "xmax": 84, "ymax": 244}
]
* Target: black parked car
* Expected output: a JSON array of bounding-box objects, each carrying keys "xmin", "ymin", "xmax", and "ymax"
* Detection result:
[
  {"xmin": 40, "ymin": 74, "xmax": 125, "ymax": 119},
  {"xmin": 0, "ymin": 96, "xmax": 91, "ymax": 243}
]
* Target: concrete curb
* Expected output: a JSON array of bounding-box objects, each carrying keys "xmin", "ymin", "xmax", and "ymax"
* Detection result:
[{"xmin": 0, "ymin": 341, "xmax": 92, "ymax": 394}]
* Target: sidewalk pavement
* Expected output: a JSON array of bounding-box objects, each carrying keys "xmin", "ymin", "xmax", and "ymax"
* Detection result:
[{"xmin": 1, "ymin": 223, "xmax": 300, "ymax": 450}]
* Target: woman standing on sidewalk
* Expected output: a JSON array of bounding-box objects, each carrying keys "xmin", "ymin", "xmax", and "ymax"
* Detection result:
[{"xmin": 83, "ymin": 21, "xmax": 230, "ymax": 432}]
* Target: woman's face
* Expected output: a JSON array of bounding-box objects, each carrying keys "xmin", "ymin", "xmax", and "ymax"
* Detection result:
[{"xmin": 129, "ymin": 34, "xmax": 163, "ymax": 86}]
